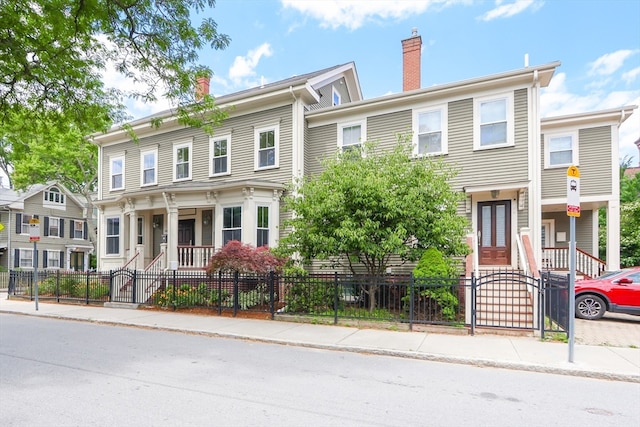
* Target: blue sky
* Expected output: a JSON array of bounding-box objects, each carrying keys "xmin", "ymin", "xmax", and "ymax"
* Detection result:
[{"xmin": 118, "ymin": 0, "xmax": 640, "ymax": 165}]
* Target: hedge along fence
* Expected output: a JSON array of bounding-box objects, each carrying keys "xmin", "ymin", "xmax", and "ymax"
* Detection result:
[{"xmin": 8, "ymin": 270, "xmax": 111, "ymax": 304}]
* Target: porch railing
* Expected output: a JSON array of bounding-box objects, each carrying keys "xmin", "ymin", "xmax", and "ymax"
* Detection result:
[
  {"xmin": 177, "ymin": 245, "xmax": 216, "ymax": 270},
  {"xmin": 541, "ymin": 247, "xmax": 606, "ymax": 279}
]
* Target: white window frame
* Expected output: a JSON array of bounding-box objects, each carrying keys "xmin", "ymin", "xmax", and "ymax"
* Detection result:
[
  {"xmin": 106, "ymin": 216, "xmax": 120, "ymax": 255},
  {"xmin": 43, "ymin": 187, "xmax": 65, "ymax": 207},
  {"xmin": 544, "ymin": 131, "xmax": 579, "ymax": 169},
  {"xmin": 47, "ymin": 251, "xmax": 61, "ymax": 269},
  {"xmin": 20, "ymin": 214, "xmax": 32, "ymax": 234},
  {"xmin": 73, "ymin": 220, "xmax": 84, "ymax": 239},
  {"xmin": 137, "ymin": 217, "xmax": 143, "ymax": 245},
  {"xmin": 110, "ymin": 156, "xmax": 125, "ymax": 191},
  {"xmin": 473, "ymin": 92, "xmax": 514, "ymax": 150},
  {"xmin": 173, "ymin": 140, "xmax": 193, "ymax": 181},
  {"xmin": 256, "ymin": 205, "xmax": 270, "ymax": 248},
  {"xmin": 337, "ymin": 120, "xmax": 366, "ymax": 151},
  {"xmin": 254, "ymin": 125, "xmax": 279, "ymax": 170},
  {"xmin": 413, "ymin": 105, "xmax": 448, "ymax": 156},
  {"xmin": 222, "ymin": 206, "xmax": 242, "ymax": 246},
  {"xmin": 140, "ymin": 148, "xmax": 158, "ymax": 186},
  {"xmin": 210, "ymin": 135, "xmax": 231, "ymax": 176},
  {"xmin": 19, "ymin": 248, "xmax": 33, "ymax": 269},
  {"xmin": 48, "ymin": 217, "xmax": 60, "ymax": 238},
  {"xmin": 332, "ymin": 86, "xmax": 341, "ymax": 106}
]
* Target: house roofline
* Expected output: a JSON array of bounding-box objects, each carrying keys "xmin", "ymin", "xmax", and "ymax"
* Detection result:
[{"xmin": 541, "ymin": 105, "xmax": 637, "ymax": 129}]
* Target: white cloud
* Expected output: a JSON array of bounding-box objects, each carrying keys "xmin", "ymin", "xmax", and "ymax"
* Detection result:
[
  {"xmin": 478, "ymin": 0, "xmax": 543, "ymax": 22},
  {"xmin": 622, "ymin": 66, "xmax": 640, "ymax": 84},
  {"xmin": 281, "ymin": 0, "xmax": 460, "ymax": 31},
  {"xmin": 228, "ymin": 43, "xmax": 274, "ymax": 85},
  {"xmin": 588, "ymin": 49, "xmax": 638, "ymax": 76}
]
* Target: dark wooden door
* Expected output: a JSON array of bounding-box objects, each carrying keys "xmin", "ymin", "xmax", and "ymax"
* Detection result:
[
  {"xmin": 178, "ymin": 219, "xmax": 195, "ymax": 267},
  {"xmin": 478, "ymin": 200, "xmax": 511, "ymax": 265}
]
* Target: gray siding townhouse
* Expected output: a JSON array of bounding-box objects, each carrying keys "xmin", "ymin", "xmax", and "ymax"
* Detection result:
[
  {"xmin": 92, "ymin": 31, "xmax": 635, "ymax": 278},
  {"xmin": 0, "ymin": 182, "xmax": 93, "ymax": 271}
]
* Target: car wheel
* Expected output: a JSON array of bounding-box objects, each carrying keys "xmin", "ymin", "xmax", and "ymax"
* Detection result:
[{"xmin": 576, "ymin": 294, "xmax": 606, "ymax": 320}]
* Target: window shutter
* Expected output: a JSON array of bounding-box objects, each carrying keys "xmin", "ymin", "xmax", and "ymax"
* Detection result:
[
  {"xmin": 15, "ymin": 214, "xmax": 21, "ymax": 234},
  {"xmin": 14, "ymin": 249, "xmax": 19, "ymax": 268},
  {"xmin": 60, "ymin": 219, "xmax": 64, "ymax": 237},
  {"xmin": 60, "ymin": 251, "xmax": 65, "ymax": 269},
  {"xmin": 43, "ymin": 250, "xmax": 48, "ymax": 268},
  {"xmin": 44, "ymin": 217, "xmax": 49, "ymax": 236},
  {"xmin": 83, "ymin": 221, "xmax": 88, "ymax": 240}
]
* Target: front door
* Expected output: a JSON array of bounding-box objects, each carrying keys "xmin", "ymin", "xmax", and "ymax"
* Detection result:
[
  {"xmin": 70, "ymin": 252, "xmax": 83, "ymax": 271},
  {"xmin": 178, "ymin": 219, "xmax": 195, "ymax": 267},
  {"xmin": 478, "ymin": 200, "xmax": 511, "ymax": 265}
]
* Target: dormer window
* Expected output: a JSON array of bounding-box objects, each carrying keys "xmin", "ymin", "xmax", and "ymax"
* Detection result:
[{"xmin": 43, "ymin": 187, "xmax": 65, "ymax": 208}]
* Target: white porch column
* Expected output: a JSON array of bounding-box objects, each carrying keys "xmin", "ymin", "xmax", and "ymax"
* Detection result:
[
  {"xmin": 128, "ymin": 212, "xmax": 137, "ymax": 264},
  {"xmin": 606, "ymin": 200, "xmax": 620, "ymax": 270},
  {"xmin": 167, "ymin": 207, "xmax": 179, "ymax": 269}
]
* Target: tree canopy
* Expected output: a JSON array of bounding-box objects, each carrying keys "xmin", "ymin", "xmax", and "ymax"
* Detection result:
[
  {"xmin": 1, "ymin": 0, "xmax": 230, "ymax": 189},
  {"xmin": 279, "ymin": 136, "xmax": 470, "ymax": 278}
]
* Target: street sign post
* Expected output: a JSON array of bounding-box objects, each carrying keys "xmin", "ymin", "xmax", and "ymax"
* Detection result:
[
  {"xmin": 566, "ymin": 166, "xmax": 580, "ymax": 362},
  {"xmin": 29, "ymin": 217, "xmax": 40, "ymax": 310}
]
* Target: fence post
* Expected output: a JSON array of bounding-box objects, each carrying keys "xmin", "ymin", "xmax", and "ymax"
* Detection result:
[
  {"xmin": 172, "ymin": 269, "xmax": 176, "ymax": 310},
  {"xmin": 334, "ymin": 272, "xmax": 338, "ymax": 325},
  {"xmin": 409, "ymin": 272, "xmax": 414, "ymax": 331},
  {"xmin": 233, "ymin": 271, "xmax": 239, "ymax": 317},
  {"xmin": 131, "ymin": 270, "xmax": 137, "ymax": 304},
  {"xmin": 217, "ymin": 270, "xmax": 222, "ymax": 315},
  {"xmin": 8, "ymin": 270, "xmax": 14, "ymax": 295},
  {"xmin": 269, "ymin": 271, "xmax": 275, "ymax": 320},
  {"xmin": 470, "ymin": 273, "xmax": 476, "ymax": 336},
  {"xmin": 86, "ymin": 271, "xmax": 90, "ymax": 305}
]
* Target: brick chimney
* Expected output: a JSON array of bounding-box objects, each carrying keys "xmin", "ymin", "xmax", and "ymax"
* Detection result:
[
  {"xmin": 402, "ymin": 28, "xmax": 422, "ymax": 91},
  {"xmin": 196, "ymin": 76, "xmax": 210, "ymax": 101}
]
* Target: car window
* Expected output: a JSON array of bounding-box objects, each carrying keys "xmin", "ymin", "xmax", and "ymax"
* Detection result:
[
  {"xmin": 599, "ymin": 270, "xmax": 625, "ymax": 279},
  {"xmin": 625, "ymin": 272, "xmax": 640, "ymax": 283}
]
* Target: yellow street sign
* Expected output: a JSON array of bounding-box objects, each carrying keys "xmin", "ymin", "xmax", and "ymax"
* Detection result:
[
  {"xmin": 0, "ymin": 223, "xmax": 4, "ymax": 232},
  {"xmin": 29, "ymin": 218, "xmax": 40, "ymax": 225},
  {"xmin": 567, "ymin": 165, "xmax": 580, "ymax": 178}
]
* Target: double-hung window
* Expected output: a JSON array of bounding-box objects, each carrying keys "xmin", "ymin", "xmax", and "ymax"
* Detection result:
[
  {"xmin": 141, "ymin": 149, "xmax": 157, "ymax": 186},
  {"xmin": 106, "ymin": 217, "xmax": 120, "ymax": 255},
  {"xmin": 110, "ymin": 156, "xmax": 124, "ymax": 190},
  {"xmin": 20, "ymin": 214, "xmax": 32, "ymax": 234},
  {"xmin": 255, "ymin": 125, "xmax": 279, "ymax": 170},
  {"xmin": 545, "ymin": 132, "xmax": 578, "ymax": 168},
  {"xmin": 173, "ymin": 140, "xmax": 192, "ymax": 181},
  {"xmin": 47, "ymin": 251, "xmax": 61, "ymax": 268},
  {"xmin": 19, "ymin": 249, "xmax": 33, "ymax": 268},
  {"xmin": 48, "ymin": 217, "xmax": 60, "ymax": 237},
  {"xmin": 256, "ymin": 206, "xmax": 269, "ymax": 248},
  {"xmin": 222, "ymin": 206, "xmax": 242, "ymax": 245},
  {"xmin": 137, "ymin": 217, "xmax": 143, "ymax": 245},
  {"xmin": 414, "ymin": 106, "xmax": 447, "ymax": 155},
  {"xmin": 210, "ymin": 135, "xmax": 230, "ymax": 176},
  {"xmin": 73, "ymin": 220, "xmax": 84, "ymax": 239},
  {"xmin": 474, "ymin": 93, "xmax": 514, "ymax": 149},
  {"xmin": 338, "ymin": 120, "xmax": 365, "ymax": 152}
]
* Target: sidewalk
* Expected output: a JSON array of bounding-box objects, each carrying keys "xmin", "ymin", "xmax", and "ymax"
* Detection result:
[{"xmin": 1, "ymin": 293, "xmax": 638, "ymax": 383}]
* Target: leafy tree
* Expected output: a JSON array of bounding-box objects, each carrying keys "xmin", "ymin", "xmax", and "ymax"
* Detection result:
[
  {"xmin": 1, "ymin": 0, "xmax": 230, "ymax": 189},
  {"xmin": 279, "ymin": 136, "xmax": 470, "ymax": 311},
  {"xmin": 206, "ymin": 241, "xmax": 288, "ymax": 274},
  {"xmin": 620, "ymin": 200, "xmax": 640, "ymax": 267}
]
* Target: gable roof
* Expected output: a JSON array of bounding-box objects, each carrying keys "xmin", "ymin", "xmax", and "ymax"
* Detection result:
[{"xmin": 0, "ymin": 181, "xmax": 85, "ymax": 210}]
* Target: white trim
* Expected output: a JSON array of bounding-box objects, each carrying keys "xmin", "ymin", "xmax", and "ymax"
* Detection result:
[
  {"xmin": 256, "ymin": 204, "xmax": 270, "ymax": 248},
  {"xmin": 173, "ymin": 139, "xmax": 193, "ymax": 182},
  {"xmin": 48, "ymin": 216, "xmax": 61, "ymax": 238},
  {"xmin": 544, "ymin": 130, "xmax": 579, "ymax": 169},
  {"xmin": 140, "ymin": 148, "xmax": 158, "ymax": 186},
  {"xmin": 209, "ymin": 134, "xmax": 232, "ymax": 177},
  {"xmin": 18, "ymin": 248, "xmax": 34, "ymax": 269},
  {"xmin": 541, "ymin": 219, "xmax": 555, "ymax": 248},
  {"xmin": 337, "ymin": 119, "xmax": 366, "ymax": 150},
  {"xmin": 473, "ymin": 92, "xmax": 514, "ymax": 151},
  {"xmin": 105, "ymin": 215, "xmax": 121, "ymax": 256},
  {"xmin": 332, "ymin": 85, "xmax": 341, "ymax": 106},
  {"xmin": 254, "ymin": 124, "xmax": 280, "ymax": 171},
  {"xmin": 412, "ymin": 104, "xmax": 448, "ymax": 156},
  {"xmin": 109, "ymin": 155, "xmax": 125, "ymax": 191}
]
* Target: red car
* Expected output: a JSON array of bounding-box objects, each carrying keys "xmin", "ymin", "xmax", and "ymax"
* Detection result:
[{"xmin": 575, "ymin": 267, "xmax": 640, "ymax": 320}]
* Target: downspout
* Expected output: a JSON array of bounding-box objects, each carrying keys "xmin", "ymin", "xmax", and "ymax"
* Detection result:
[
  {"xmin": 289, "ymin": 86, "xmax": 303, "ymax": 179},
  {"xmin": 162, "ymin": 191, "xmax": 171, "ymax": 270},
  {"xmin": 530, "ymin": 69, "xmax": 542, "ymax": 273}
]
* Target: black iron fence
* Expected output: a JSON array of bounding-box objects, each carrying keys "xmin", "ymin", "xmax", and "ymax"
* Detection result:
[
  {"xmin": 6, "ymin": 269, "xmax": 569, "ymax": 335},
  {"xmin": 540, "ymin": 271, "xmax": 570, "ymax": 337}
]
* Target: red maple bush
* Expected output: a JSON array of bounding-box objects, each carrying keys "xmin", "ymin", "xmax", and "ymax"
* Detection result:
[{"xmin": 206, "ymin": 240, "xmax": 288, "ymax": 274}]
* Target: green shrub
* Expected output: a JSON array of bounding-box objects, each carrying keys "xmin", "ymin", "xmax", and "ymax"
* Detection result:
[
  {"xmin": 284, "ymin": 277, "xmax": 334, "ymax": 313},
  {"xmin": 411, "ymin": 247, "xmax": 460, "ymax": 322}
]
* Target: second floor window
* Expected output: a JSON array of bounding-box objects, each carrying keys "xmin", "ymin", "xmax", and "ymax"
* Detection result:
[
  {"xmin": 174, "ymin": 141, "xmax": 192, "ymax": 181},
  {"xmin": 475, "ymin": 93, "xmax": 513, "ymax": 149},
  {"xmin": 256, "ymin": 206, "xmax": 269, "ymax": 248},
  {"xmin": 141, "ymin": 150, "xmax": 157, "ymax": 185},
  {"xmin": 20, "ymin": 214, "xmax": 32, "ymax": 234},
  {"xmin": 106, "ymin": 217, "xmax": 120, "ymax": 255},
  {"xmin": 338, "ymin": 121, "xmax": 365, "ymax": 152},
  {"xmin": 415, "ymin": 107, "xmax": 446, "ymax": 155},
  {"xmin": 48, "ymin": 217, "xmax": 60, "ymax": 237},
  {"xmin": 43, "ymin": 187, "xmax": 65, "ymax": 206},
  {"xmin": 222, "ymin": 206, "xmax": 242, "ymax": 245},
  {"xmin": 255, "ymin": 125, "xmax": 279, "ymax": 170},
  {"xmin": 73, "ymin": 220, "xmax": 84, "ymax": 239},
  {"xmin": 211, "ymin": 136, "xmax": 230, "ymax": 175},
  {"xmin": 111, "ymin": 157, "xmax": 124, "ymax": 190},
  {"xmin": 545, "ymin": 132, "xmax": 578, "ymax": 168}
]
